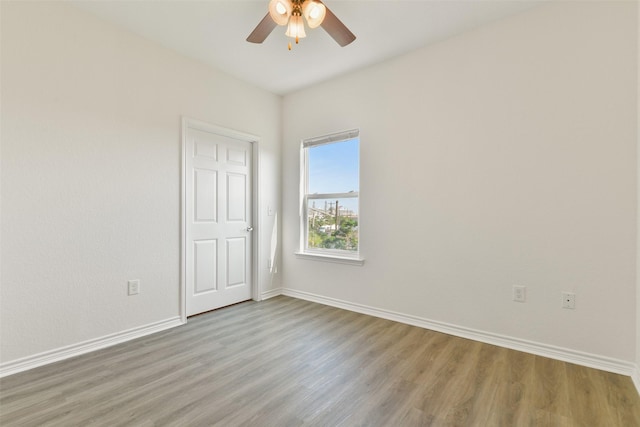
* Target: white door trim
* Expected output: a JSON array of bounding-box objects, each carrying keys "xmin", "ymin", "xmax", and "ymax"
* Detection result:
[{"xmin": 180, "ymin": 117, "xmax": 261, "ymax": 323}]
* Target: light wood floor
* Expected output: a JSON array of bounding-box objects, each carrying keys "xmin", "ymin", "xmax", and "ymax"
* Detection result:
[{"xmin": 1, "ymin": 296, "xmax": 639, "ymax": 426}]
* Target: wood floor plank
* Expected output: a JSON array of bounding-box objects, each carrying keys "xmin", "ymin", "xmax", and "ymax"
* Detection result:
[{"xmin": 1, "ymin": 296, "xmax": 639, "ymax": 426}]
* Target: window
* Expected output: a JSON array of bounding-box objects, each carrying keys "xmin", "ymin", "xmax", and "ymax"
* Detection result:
[{"xmin": 299, "ymin": 129, "xmax": 362, "ymax": 264}]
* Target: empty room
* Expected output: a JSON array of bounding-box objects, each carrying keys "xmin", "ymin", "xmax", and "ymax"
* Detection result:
[{"xmin": 2, "ymin": 0, "xmax": 640, "ymax": 425}]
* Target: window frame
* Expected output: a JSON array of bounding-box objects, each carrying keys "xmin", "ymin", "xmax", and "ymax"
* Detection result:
[{"xmin": 296, "ymin": 129, "xmax": 364, "ymax": 265}]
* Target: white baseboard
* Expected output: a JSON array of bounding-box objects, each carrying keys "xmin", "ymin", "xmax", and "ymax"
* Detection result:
[
  {"xmin": 631, "ymin": 367, "xmax": 640, "ymax": 396},
  {"xmin": 261, "ymin": 287, "xmax": 283, "ymax": 300},
  {"xmin": 281, "ymin": 288, "xmax": 636, "ymax": 377},
  {"xmin": 0, "ymin": 316, "xmax": 184, "ymax": 378}
]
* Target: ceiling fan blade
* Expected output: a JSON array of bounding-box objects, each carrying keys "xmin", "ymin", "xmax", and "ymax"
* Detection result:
[
  {"xmin": 247, "ymin": 13, "xmax": 277, "ymax": 44},
  {"xmin": 320, "ymin": 4, "xmax": 356, "ymax": 47}
]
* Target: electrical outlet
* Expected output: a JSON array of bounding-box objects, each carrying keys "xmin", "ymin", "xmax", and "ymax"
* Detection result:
[
  {"xmin": 128, "ymin": 280, "xmax": 140, "ymax": 296},
  {"xmin": 513, "ymin": 285, "xmax": 526, "ymax": 302},
  {"xmin": 562, "ymin": 292, "xmax": 575, "ymax": 309}
]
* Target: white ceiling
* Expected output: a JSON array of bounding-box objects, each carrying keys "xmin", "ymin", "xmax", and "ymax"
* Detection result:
[{"xmin": 70, "ymin": 0, "xmax": 541, "ymax": 95}]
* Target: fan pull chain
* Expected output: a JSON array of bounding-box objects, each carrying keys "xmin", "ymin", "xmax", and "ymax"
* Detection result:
[{"xmin": 288, "ymin": 35, "xmax": 299, "ymax": 50}]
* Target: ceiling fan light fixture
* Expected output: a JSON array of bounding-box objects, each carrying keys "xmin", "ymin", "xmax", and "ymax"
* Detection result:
[
  {"xmin": 302, "ymin": 0, "xmax": 326, "ymax": 29},
  {"xmin": 285, "ymin": 14, "xmax": 306, "ymax": 42},
  {"xmin": 268, "ymin": 0, "xmax": 292, "ymax": 26},
  {"xmin": 247, "ymin": 0, "xmax": 355, "ymax": 48}
]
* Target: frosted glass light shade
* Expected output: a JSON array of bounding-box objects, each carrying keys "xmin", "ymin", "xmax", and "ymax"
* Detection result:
[
  {"xmin": 269, "ymin": 0, "xmax": 292, "ymax": 26},
  {"xmin": 302, "ymin": 0, "xmax": 326, "ymax": 29},
  {"xmin": 285, "ymin": 15, "xmax": 307, "ymax": 39}
]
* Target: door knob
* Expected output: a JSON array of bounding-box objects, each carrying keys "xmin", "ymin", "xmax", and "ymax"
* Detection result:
[{"xmin": 246, "ymin": 227, "xmax": 254, "ymax": 232}]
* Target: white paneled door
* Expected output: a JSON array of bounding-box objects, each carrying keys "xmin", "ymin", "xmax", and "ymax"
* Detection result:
[{"xmin": 185, "ymin": 123, "xmax": 253, "ymax": 316}]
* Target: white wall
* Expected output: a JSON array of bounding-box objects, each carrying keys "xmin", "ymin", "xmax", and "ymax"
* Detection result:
[
  {"xmin": 636, "ymin": 0, "xmax": 640, "ymax": 382},
  {"xmin": 282, "ymin": 1, "xmax": 637, "ymax": 362},
  {"xmin": 0, "ymin": 1, "xmax": 281, "ymax": 364}
]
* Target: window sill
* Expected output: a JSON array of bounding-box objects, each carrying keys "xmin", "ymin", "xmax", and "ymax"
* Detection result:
[{"xmin": 295, "ymin": 252, "xmax": 365, "ymax": 266}]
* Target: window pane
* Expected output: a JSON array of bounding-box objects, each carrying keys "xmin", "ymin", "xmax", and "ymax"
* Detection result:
[
  {"xmin": 307, "ymin": 198, "xmax": 358, "ymax": 252},
  {"xmin": 308, "ymin": 138, "xmax": 359, "ymax": 194}
]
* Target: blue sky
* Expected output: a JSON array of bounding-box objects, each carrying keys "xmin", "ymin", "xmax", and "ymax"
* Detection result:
[
  {"xmin": 308, "ymin": 138, "xmax": 359, "ymax": 194},
  {"xmin": 308, "ymin": 138, "xmax": 359, "ymax": 214}
]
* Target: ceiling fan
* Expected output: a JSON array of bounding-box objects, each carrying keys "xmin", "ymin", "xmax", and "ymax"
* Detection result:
[{"xmin": 247, "ymin": 0, "xmax": 356, "ymax": 50}]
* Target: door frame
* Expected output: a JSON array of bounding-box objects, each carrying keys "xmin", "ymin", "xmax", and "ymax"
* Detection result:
[{"xmin": 180, "ymin": 117, "xmax": 261, "ymax": 323}]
